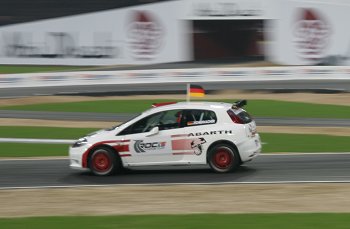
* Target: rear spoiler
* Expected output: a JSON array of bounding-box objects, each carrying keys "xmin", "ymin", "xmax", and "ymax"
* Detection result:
[{"xmin": 232, "ymin": 100, "xmax": 247, "ymax": 109}]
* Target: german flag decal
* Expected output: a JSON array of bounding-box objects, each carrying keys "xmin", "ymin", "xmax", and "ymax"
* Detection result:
[{"xmin": 189, "ymin": 84, "xmax": 205, "ymax": 97}]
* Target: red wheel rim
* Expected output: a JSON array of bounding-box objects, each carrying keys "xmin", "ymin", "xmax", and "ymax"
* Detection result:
[
  {"xmin": 92, "ymin": 151, "xmax": 111, "ymax": 172},
  {"xmin": 213, "ymin": 148, "xmax": 233, "ymax": 169}
]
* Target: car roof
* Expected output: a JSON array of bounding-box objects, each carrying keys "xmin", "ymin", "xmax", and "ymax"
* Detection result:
[{"xmin": 146, "ymin": 101, "xmax": 232, "ymax": 114}]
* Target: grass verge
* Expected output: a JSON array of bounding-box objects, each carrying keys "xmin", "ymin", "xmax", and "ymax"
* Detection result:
[
  {"xmin": 0, "ymin": 126, "xmax": 349, "ymax": 157},
  {"xmin": 1, "ymin": 214, "xmax": 350, "ymax": 229},
  {"xmin": 0, "ymin": 65, "xmax": 91, "ymax": 74},
  {"xmin": 0, "ymin": 126, "xmax": 98, "ymax": 139},
  {"xmin": 1, "ymin": 99, "xmax": 349, "ymax": 119},
  {"xmin": 261, "ymin": 133, "xmax": 350, "ymax": 153},
  {"xmin": 0, "ymin": 143, "xmax": 68, "ymax": 157}
]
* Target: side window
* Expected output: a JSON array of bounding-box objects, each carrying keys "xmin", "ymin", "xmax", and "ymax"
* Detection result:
[
  {"xmin": 184, "ymin": 109, "xmax": 217, "ymax": 127},
  {"xmin": 118, "ymin": 109, "xmax": 183, "ymax": 135},
  {"xmin": 157, "ymin": 109, "xmax": 183, "ymax": 131}
]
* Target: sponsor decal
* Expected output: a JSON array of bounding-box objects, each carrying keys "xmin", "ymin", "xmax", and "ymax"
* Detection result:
[
  {"xmin": 187, "ymin": 120, "xmax": 215, "ymax": 126},
  {"xmin": 2, "ymin": 32, "xmax": 118, "ymax": 59},
  {"xmin": 293, "ymin": 8, "xmax": 330, "ymax": 60},
  {"xmin": 182, "ymin": 72, "xmax": 203, "ymax": 77},
  {"xmin": 134, "ymin": 140, "xmax": 166, "ymax": 153},
  {"xmin": 259, "ymin": 70, "xmax": 290, "ymax": 76},
  {"xmin": 167, "ymin": 71, "xmax": 203, "ymax": 78},
  {"xmin": 133, "ymin": 72, "xmax": 158, "ymax": 79},
  {"xmin": 303, "ymin": 68, "xmax": 332, "ymax": 75},
  {"xmin": 80, "ymin": 74, "xmax": 111, "ymax": 81},
  {"xmin": 0, "ymin": 76, "xmax": 22, "ymax": 83},
  {"xmin": 216, "ymin": 70, "xmax": 248, "ymax": 77},
  {"xmin": 192, "ymin": 1, "xmax": 262, "ymax": 17},
  {"xmin": 188, "ymin": 130, "xmax": 233, "ymax": 136},
  {"xmin": 36, "ymin": 75, "xmax": 67, "ymax": 82},
  {"xmin": 191, "ymin": 137, "xmax": 206, "ymax": 155},
  {"xmin": 127, "ymin": 11, "xmax": 163, "ymax": 60}
]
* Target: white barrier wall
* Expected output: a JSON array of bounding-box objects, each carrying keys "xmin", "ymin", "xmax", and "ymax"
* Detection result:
[
  {"xmin": 1, "ymin": 66, "xmax": 349, "ymax": 89},
  {"xmin": 268, "ymin": 0, "xmax": 350, "ymax": 65},
  {"xmin": 1, "ymin": 0, "xmax": 350, "ymax": 67},
  {"xmin": 0, "ymin": 1, "xmax": 190, "ymax": 66}
]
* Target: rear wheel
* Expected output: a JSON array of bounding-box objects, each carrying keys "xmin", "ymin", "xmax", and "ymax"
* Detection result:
[
  {"xmin": 208, "ymin": 144, "xmax": 240, "ymax": 173},
  {"xmin": 89, "ymin": 147, "xmax": 120, "ymax": 176}
]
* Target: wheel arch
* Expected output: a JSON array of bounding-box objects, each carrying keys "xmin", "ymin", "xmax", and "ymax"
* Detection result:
[
  {"xmin": 206, "ymin": 140, "xmax": 241, "ymax": 164},
  {"xmin": 83, "ymin": 144, "xmax": 121, "ymax": 169}
]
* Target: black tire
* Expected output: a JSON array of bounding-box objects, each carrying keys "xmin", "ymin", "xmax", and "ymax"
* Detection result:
[
  {"xmin": 89, "ymin": 147, "xmax": 121, "ymax": 176},
  {"xmin": 208, "ymin": 144, "xmax": 240, "ymax": 173}
]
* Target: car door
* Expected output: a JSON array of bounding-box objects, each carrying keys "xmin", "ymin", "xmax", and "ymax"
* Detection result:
[
  {"xmin": 118, "ymin": 109, "xmax": 185, "ymax": 166},
  {"xmin": 177, "ymin": 109, "xmax": 218, "ymax": 164}
]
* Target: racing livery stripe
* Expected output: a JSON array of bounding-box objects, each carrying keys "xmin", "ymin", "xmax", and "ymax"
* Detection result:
[
  {"xmin": 119, "ymin": 154, "xmax": 132, "ymax": 157},
  {"xmin": 172, "ymin": 139, "xmax": 193, "ymax": 150},
  {"xmin": 113, "ymin": 144, "xmax": 129, "ymax": 153}
]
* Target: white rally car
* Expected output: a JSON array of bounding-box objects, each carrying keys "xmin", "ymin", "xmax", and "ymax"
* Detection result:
[{"xmin": 69, "ymin": 100, "xmax": 261, "ymax": 176}]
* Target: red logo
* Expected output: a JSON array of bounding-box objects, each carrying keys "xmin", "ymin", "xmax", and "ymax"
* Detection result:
[
  {"xmin": 294, "ymin": 8, "xmax": 330, "ymax": 60},
  {"xmin": 127, "ymin": 11, "xmax": 163, "ymax": 60}
]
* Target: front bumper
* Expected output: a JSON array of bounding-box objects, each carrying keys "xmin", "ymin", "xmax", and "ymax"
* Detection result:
[{"xmin": 69, "ymin": 145, "xmax": 89, "ymax": 171}]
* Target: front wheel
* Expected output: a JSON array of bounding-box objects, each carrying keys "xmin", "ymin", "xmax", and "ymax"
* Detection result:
[
  {"xmin": 89, "ymin": 147, "xmax": 120, "ymax": 176},
  {"xmin": 208, "ymin": 144, "xmax": 240, "ymax": 173}
]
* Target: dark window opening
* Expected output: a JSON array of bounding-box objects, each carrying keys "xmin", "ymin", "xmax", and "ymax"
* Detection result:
[
  {"xmin": 192, "ymin": 20, "xmax": 264, "ymax": 61},
  {"xmin": 183, "ymin": 109, "xmax": 217, "ymax": 127}
]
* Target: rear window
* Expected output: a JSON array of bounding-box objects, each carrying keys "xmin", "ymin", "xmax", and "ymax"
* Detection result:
[
  {"xmin": 227, "ymin": 109, "xmax": 253, "ymax": 124},
  {"xmin": 237, "ymin": 111, "xmax": 253, "ymax": 124}
]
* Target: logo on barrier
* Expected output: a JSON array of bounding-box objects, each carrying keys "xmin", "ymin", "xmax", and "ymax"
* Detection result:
[
  {"xmin": 127, "ymin": 11, "xmax": 163, "ymax": 60},
  {"xmin": 293, "ymin": 8, "xmax": 330, "ymax": 60}
]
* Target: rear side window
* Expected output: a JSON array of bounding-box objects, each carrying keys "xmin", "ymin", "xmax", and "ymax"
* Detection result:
[
  {"xmin": 227, "ymin": 109, "xmax": 252, "ymax": 124},
  {"xmin": 184, "ymin": 109, "xmax": 217, "ymax": 127}
]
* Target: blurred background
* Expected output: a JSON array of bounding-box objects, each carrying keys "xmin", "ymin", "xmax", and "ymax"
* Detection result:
[
  {"xmin": 0, "ymin": 0, "xmax": 349, "ymax": 67},
  {"xmin": 0, "ymin": 0, "xmax": 349, "ymax": 227}
]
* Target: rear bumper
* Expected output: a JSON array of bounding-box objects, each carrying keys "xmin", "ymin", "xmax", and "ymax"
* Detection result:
[{"xmin": 238, "ymin": 134, "xmax": 262, "ymax": 162}]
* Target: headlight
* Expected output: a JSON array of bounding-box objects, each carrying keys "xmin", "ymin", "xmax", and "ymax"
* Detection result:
[{"xmin": 72, "ymin": 137, "xmax": 88, "ymax": 148}]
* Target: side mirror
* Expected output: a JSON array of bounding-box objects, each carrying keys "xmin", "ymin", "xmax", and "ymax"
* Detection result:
[{"xmin": 146, "ymin": 126, "xmax": 159, "ymax": 136}]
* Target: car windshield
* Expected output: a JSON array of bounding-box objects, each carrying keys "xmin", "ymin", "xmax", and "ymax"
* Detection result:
[{"xmin": 105, "ymin": 113, "xmax": 141, "ymax": 131}]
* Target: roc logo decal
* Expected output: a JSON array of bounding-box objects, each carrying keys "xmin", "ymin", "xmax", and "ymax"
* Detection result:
[{"xmin": 134, "ymin": 140, "xmax": 166, "ymax": 153}]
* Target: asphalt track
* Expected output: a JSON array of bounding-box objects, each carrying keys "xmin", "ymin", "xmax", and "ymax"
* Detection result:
[
  {"xmin": 1, "ymin": 153, "xmax": 350, "ymax": 189},
  {"xmin": 1, "ymin": 80, "xmax": 349, "ymax": 97},
  {"xmin": 0, "ymin": 76, "xmax": 349, "ymax": 189}
]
